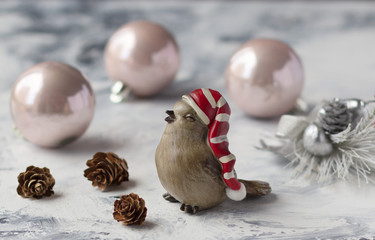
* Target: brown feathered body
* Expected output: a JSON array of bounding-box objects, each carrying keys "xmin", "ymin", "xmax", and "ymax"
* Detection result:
[{"xmin": 156, "ymin": 100, "xmax": 226, "ymax": 210}]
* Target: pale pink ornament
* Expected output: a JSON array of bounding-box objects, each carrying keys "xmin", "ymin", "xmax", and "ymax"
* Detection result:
[
  {"xmin": 225, "ymin": 38, "xmax": 304, "ymax": 118},
  {"xmin": 10, "ymin": 61, "xmax": 95, "ymax": 148},
  {"xmin": 104, "ymin": 20, "xmax": 180, "ymax": 102}
]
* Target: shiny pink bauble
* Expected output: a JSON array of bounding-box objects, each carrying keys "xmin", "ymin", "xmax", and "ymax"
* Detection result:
[
  {"xmin": 10, "ymin": 61, "xmax": 95, "ymax": 148},
  {"xmin": 225, "ymin": 39, "xmax": 304, "ymax": 118},
  {"xmin": 104, "ymin": 20, "xmax": 180, "ymax": 97}
]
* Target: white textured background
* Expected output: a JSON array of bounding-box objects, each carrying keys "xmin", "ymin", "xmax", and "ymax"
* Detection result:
[{"xmin": 1, "ymin": 1, "xmax": 375, "ymax": 239}]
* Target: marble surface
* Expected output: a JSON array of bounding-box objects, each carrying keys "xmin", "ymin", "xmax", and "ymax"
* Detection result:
[{"xmin": 1, "ymin": 1, "xmax": 375, "ymax": 239}]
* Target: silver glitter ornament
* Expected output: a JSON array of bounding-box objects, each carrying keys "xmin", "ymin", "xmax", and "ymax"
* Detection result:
[
  {"xmin": 302, "ymin": 123, "xmax": 333, "ymax": 156},
  {"xmin": 261, "ymin": 96, "xmax": 375, "ymax": 183}
]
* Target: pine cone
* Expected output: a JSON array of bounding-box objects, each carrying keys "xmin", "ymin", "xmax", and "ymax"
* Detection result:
[
  {"xmin": 84, "ymin": 152, "xmax": 129, "ymax": 191},
  {"xmin": 320, "ymin": 99, "xmax": 352, "ymax": 134},
  {"xmin": 17, "ymin": 166, "xmax": 55, "ymax": 199},
  {"xmin": 113, "ymin": 193, "xmax": 147, "ymax": 225}
]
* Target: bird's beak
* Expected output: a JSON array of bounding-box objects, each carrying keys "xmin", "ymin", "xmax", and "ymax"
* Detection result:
[{"xmin": 165, "ymin": 110, "xmax": 175, "ymax": 123}]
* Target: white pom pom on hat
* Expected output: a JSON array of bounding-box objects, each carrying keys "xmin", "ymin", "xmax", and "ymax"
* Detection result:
[{"xmin": 226, "ymin": 182, "xmax": 247, "ymax": 201}]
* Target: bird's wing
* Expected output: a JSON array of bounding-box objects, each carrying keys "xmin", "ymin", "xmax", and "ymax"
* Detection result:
[{"xmin": 204, "ymin": 154, "xmax": 225, "ymax": 182}]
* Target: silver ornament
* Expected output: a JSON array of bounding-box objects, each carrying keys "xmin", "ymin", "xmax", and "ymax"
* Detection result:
[
  {"xmin": 342, "ymin": 98, "xmax": 366, "ymax": 129},
  {"xmin": 302, "ymin": 123, "xmax": 333, "ymax": 156},
  {"xmin": 261, "ymin": 96, "xmax": 375, "ymax": 183}
]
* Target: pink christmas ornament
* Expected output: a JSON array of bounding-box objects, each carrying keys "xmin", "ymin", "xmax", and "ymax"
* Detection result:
[
  {"xmin": 225, "ymin": 38, "xmax": 304, "ymax": 118},
  {"xmin": 104, "ymin": 20, "xmax": 180, "ymax": 101},
  {"xmin": 10, "ymin": 61, "xmax": 95, "ymax": 148}
]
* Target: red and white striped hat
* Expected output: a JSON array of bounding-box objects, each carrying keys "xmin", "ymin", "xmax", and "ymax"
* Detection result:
[{"xmin": 182, "ymin": 88, "xmax": 246, "ymax": 201}]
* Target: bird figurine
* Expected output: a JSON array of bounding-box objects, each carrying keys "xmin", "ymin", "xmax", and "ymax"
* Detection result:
[{"xmin": 155, "ymin": 88, "xmax": 271, "ymax": 214}]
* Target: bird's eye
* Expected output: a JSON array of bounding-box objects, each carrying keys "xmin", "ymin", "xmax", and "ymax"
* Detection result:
[{"xmin": 184, "ymin": 114, "xmax": 195, "ymax": 122}]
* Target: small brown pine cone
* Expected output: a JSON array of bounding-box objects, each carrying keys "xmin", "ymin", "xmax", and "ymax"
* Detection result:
[
  {"xmin": 17, "ymin": 166, "xmax": 55, "ymax": 199},
  {"xmin": 113, "ymin": 193, "xmax": 147, "ymax": 225},
  {"xmin": 84, "ymin": 152, "xmax": 129, "ymax": 191}
]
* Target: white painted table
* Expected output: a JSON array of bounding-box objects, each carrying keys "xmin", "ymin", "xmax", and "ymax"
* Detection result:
[{"xmin": 1, "ymin": 1, "xmax": 375, "ymax": 239}]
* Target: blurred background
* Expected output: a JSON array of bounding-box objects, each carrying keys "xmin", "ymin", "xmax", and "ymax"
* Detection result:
[{"xmin": 1, "ymin": 1, "xmax": 375, "ymax": 101}]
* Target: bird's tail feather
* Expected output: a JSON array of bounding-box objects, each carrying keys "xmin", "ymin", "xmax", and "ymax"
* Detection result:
[{"xmin": 238, "ymin": 179, "xmax": 271, "ymax": 196}]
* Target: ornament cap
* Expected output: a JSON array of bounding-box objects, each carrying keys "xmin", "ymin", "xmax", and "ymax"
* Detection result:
[{"xmin": 110, "ymin": 81, "xmax": 133, "ymax": 103}]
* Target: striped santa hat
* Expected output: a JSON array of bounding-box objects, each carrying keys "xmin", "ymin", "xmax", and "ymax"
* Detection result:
[{"xmin": 182, "ymin": 88, "xmax": 246, "ymax": 201}]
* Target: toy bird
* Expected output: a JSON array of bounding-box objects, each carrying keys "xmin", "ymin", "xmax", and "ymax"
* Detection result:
[{"xmin": 155, "ymin": 88, "xmax": 271, "ymax": 214}]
